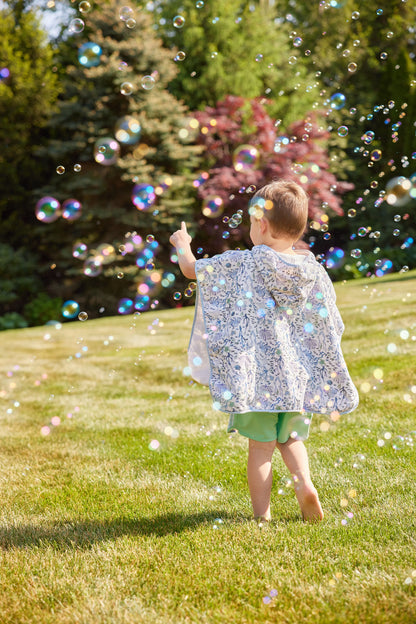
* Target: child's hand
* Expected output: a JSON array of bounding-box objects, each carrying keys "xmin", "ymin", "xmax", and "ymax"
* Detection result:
[{"xmin": 169, "ymin": 221, "xmax": 192, "ymax": 249}]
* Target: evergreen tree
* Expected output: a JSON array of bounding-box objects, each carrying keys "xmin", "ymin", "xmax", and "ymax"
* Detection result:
[
  {"xmin": 154, "ymin": 0, "xmax": 320, "ymax": 123},
  {"xmin": 34, "ymin": 0, "xmax": 201, "ymax": 317}
]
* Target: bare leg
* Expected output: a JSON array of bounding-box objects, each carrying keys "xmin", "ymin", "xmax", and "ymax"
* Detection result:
[
  {"xmin": 247, "ymin": 439, "xmax": 276, "ymax": 520},
  {"xmin": 276, "ymin": 439, "xmax": 323, "ymax": 522}
]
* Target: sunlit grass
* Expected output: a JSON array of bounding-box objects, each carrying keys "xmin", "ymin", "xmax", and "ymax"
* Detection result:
[{"xmin": 0, "ymin": 270, "xmax": 416, "ymax": 623}]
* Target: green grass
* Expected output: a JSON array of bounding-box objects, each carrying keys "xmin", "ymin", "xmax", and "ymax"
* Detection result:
[{"xmin": 1, "ymin": 270, "xmax": 416, "ymax": 623}]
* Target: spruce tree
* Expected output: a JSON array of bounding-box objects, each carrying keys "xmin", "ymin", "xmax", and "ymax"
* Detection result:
[{"xmin": 35, "ymin": 0, "xmax": 201, "ymax": 316}]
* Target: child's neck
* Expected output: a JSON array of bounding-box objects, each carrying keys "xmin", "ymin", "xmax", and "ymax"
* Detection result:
[{"xmin": 263, "ymin": 239, "xmax": 296, "ymax": 255}]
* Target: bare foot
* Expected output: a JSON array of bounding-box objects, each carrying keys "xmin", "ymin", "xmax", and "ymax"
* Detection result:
[{"xmin": 294, "ymin": 483, "xmax": 324, "ymax": 522}]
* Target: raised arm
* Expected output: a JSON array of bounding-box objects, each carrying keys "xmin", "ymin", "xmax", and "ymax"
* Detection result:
[{"xmin": 169, "ymin": 221, "xmax": 197, "ymax": 279}]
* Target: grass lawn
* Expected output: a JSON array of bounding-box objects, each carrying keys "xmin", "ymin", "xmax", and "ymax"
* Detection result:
[{"xmin": 1, "ymin": 270, "xmax": 416, "ymax": 623}]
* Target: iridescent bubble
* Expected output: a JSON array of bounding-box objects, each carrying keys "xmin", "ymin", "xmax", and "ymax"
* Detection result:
[
  {"xmin": 94, "ymin": 137, "xmax": 120, "ymax": 165},
  {"xmin": 56, "ymin": 165, "xmax": 65, "ymax": 175},
  {"xmin": 288, "ymin": 56, "xmax": 297, "ymax": 65},
  {"xmin": 114, "ymin": 115, "xmax": 141, "ymax": 145},
  {"xmin": 83, "ymin": 257, "xmax": 102, "ymax": 277},
  {"xmin": 126, "ymin": 17, "xmax": 136, "ymax": 28},
  {"xmin": 202, "ymin": 196, "xmax": 224, "ymax": 218},
  {"xmin": 274, "ymin": 136, "xmax": 290, "ymax": 153},
  {"xmin": 347, "ymin": 62, "xmax": 357, "ymax": 73},
  {"xmin": 358, "ymin": 227, "xmax": 367, "ymax": 237},
  {"xmin": 78, "ymin": 1, "xmax": 91, "ymax": 13},
  {"xmin": 132, "ymin": 183, "xmax": 156, "ymax": 211},
  {"xmin": 35, "ymin": 197, "xmax": 61, "ymax": 223},
  {"xmin": 196, "ymin": 1, "xmax": 204, "ymax": 7},
  {"xmin": 337, "ymin": 125, "xmax": 348, "ymax": 137},
  {"xmin": 62, "ymin": 300, "xmax": 80, "ymax": 319},
  {"xmin": 173, "ymin": 15, "xmax": 185, "ymax": 28},
  {"xmin": 350, "ymin": 248, "xmax": 362, "ymax": 258},
  {"xmin": 68, "ymin": 18, "xmax": 85, "ymax": 34},
  {"xmin": 370, "ymin": 149, "xmax": 382, "ymax": 161},
  {"xmin": 351, "ymin": 11, "xmax": 360, "ymax": 19},
  {"xmin": 325, "ymin": 247, "xmax": 345, "ymax": 269},
  {"xmin": 385, "ymin": 176, "xmax": 412, "ymax": 206},
  {"xmin": 293, "ymin": 37, "xmax": 302, "ymax": 47},
  {"xmin": 174, "ymin": 51, "xmax": 186, "ymax": 62},
  {"xmin": 141, "ymin": 75, "xmax": 155, "ymax": 90},
  {"xmin": 232, "ymin": 144, "xmax": 260, "ymax": 171},
  {"xmin": 62, "ymin": 198, "xmax": 82, "ymax": 221},
  {"xmin": 73, "ymin": 163, "xmax": 82, "ymax": 172},
  {"xmin": 72, "ymin": 242, "xmax": 88, "ymax": 259},
  {"xmin": 78, "ymin": 311, "xmax": 88, "ymax": 321},
  {"xmin": 118, "ymin": 298, "xmax": 134, "ymax": 314},
  {"xmin": 386, "ymin": 31, "xmax": 394, "ymax": 39},
  {"xmin": 120, "ymin": 82, "xmax": 134, "ymax": 95},
  {"xmin": 330, "ymin": 93, "xmax": 346, "ymax": 110},
  {"xmin": 173, "ymin": 292, "xmax": 182, "ymax": 300},
  {"xmin": 375, "ymin": 259, "xmax": 393, "ymax": 277},
  {"xmin": 380, "ymin": 52, "xmax": 388, "ymax": 60},
  {"xmin": 78, "ymin": 42, "xmax": 102, "ymax": 68},
  {"xmin": 347, "ymin": 209, "xmax": 356, "ymax": 218},
  {"xmin": 0, "ymin": 67, "xmax": 10, "ymax": 82},
  {"xmin": 119, "ymin": 6, "xmax": 133, "ymax": 21},
  {"xmin": 376, "ymin": 8, "xmax": 383, "ymax": 15},
  {"xmin": 361, "ymin": 130, "xmax": 375, "ymax": 144}
]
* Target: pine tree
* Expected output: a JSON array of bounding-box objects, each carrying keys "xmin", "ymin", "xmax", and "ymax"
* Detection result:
[{"xmin": 34, "ymin": 0, "xmax": 202, "ymax": 316}]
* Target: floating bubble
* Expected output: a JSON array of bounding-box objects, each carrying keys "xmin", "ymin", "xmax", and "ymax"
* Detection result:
[
  {"xmin": 385, "ymin": 176, "xmax": 412, "ymax": 206},
  {"xmin": 173, "ymin": 15, "xmax": 185, "ymax": 28},
  {"xmin": 375, "ymin": 258, "xmax": 393, "ymax": 277},
  {"xmin": 120, "ymin": 81, "xmax": 134, "ymax": 95},
  {"xmin": 174, "ymin": 51, "xmax": 186, "ymax": 61},
  {"xmin": 69, "ymin": 18, "xmax": 85, "ymax": 34},
  {"xmin": 119, "ymin": 6, "xmax": 133, "ymax": 20},
  {"xmin": 361, "ymin": 130, "xmax": 375, "ymax": 145},
  {"xmin": 196, "ymin": 1, "xmax": 204, "ymax": 7},
  {"xmin": 233, "ymin": 144, "xmax": 260, "ymax": 171},
  {"xmin": 78, "ymin": 42, "xmax": 102, "ymax": 67},
  {"xmin": 173, "ymin": 292, "xmax": 182, "ymax": 301},
  {"xmin": 62, "ymin": 300, "xmax": 80, "ymax": 319},
  {"xmin": 337, "ymin": 125, "xmax": 348, "ymax": 137},
  {"xmin": 347, "ymin": 62, "xmax": 357, "ymax": 73},
  {"xmin": 386, "ymin": 31, "xmax": 394, "ymax": 39},
  {"xmin": 380, "ymin": 52, "xmax": 388, "ymax": 60},
  {"xmin": 35, "ymin": 197, "xmax": 61, "ymax": 223},
  {"xmin": 62, "ymin": 198, "xmax": 82, "ymax": 221},
  {"xmin": 79, "ymin": 1, "xmax": 91, "ymax": 13},
  {"xmin": 118, "ymin": 298, "xmax": 134, "ymax": 314},
  {"xmin": 72, "ymin": 242, "xmax": 88, "ymax": 259},
  {"xmin": 141, "ymin": 75, "xmax": 155, "ymax": 90},
  {"xmin": 358, "ymin": 227, "xmax": 367, "ymax": 237},
  {"xmin": 149, "ymin": 439, "xmax": 160, "ymax": 450},
  {"xmin": 370, "ymin": 149, "xmax": 382, "ymax": 161},
  {"xmin": 330, "ymin": 93, "xmax": 346, "ymax": 110},
  {"xmin": 326, "ymin": 247, "xmax": 345, "ymax": 269},
  {"xmin": 78, "ymin": 311, "xmax": 88, "ymax": 321},
  {"xmin": 350, "ymin": 248, "xmax": 362, "ymax": 259},
  {"xmin": 94, "ymin": 137, "xmax": 120, "ymax": 165},
  {"xmin": 351, "ymin": 11, "xmax": 360, "ymax": 19},
  {"xmin": 73, "ymin": 163, "xmax": 82, "ymax": 172},
  {"xmin": 131, "ymin": 183, "xmax": 156, "ymax": 211},
  {"xmin": 114, "ymin": 115, "xmax": 141, "ymax": 145},
  {"xmin": 293, "ymin": 37, "xmax": 302, "ymax": 47},
  {"xmin": 83, "ymin": 257, "xmax": 102, "ymax": 277},
  {"xmin": 288, "ymin": 56, "xmax": 297, "ymax": 65},
  {"xmin": 202, "ymin": 196, "xmax": 224, "ymax": 218},
  {"xmin": 274, "ymin": 136, "xmax": 290, "ymax": 153},
  {"xmin": 0, "ymin": 67, "xmax": 10, "ymax": 82},
  {"xmin": 56, "ymin": 165, "xmax": 65, "ymax": 175},
  {"xmin": 126, "ymin": 17, "xmax": 136, "ymax": 28}
]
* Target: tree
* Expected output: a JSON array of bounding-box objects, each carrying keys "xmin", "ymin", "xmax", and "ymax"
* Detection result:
[
  {"xmin": 188, "ymin": 96, "xmax": 353, "ymax": 256},
  {"xmin": 154, "ymin": 0, "xmax": 320, "ymax": 124},
  {"xmin": 33, "ymin": 0, "xmax": 202, "ymax": 317}
]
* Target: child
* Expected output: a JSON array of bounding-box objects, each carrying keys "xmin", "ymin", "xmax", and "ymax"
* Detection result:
[{"xmin": 169, "ymin": 180, "xmax": 359, "ymax": 523}]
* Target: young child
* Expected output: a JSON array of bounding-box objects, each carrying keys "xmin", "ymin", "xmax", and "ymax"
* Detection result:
[{"xmin": 169, "ymin": 180, "xmax": 359, "ymax": 523}]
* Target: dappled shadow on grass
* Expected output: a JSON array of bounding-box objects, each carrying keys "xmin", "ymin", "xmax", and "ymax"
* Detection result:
[{"xmin": 0, "ymin": 510, "xmax": 241, "ymax": 550}]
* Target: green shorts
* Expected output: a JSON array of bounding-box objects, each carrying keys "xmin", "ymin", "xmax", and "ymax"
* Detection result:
[{"xmin": 227, "ymin": 411, "xmax": 312, "ymax": 443}]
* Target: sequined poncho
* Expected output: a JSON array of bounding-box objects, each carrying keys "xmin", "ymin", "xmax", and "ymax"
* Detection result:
[{"xmin": 188, "ymin": 245, "xmax": 359, "ymax": 415}]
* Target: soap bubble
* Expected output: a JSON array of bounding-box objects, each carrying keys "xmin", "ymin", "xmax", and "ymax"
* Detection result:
[
  {"xmin": 114, "ymin": 115, "xmax": 141, "ymax": 145},
  {"xmin": 351, "ymin": 11, "xmax": 360, "ymax": 19},
  {"xmin": 174, "ymin": 51, "xmax": 186, "ymax": 61},
  {"xmin": 35, "ymin": 197, "xmax": 61, "ymax": 223},
  {"xmin": 375, "ymin": 259, "xmax": 393, "ymax": 277},
  {"xmin": 78, "ymin": 42, "xmax": 102, "ymax": 67},
  {"xmin": 361, "ymin": 130, "xmax": 375, "ymax": 144},
  {"xmin": 350, "ymin": 248, "xmax": 362, "ymax": 259},
  {"xmin": 132, "ymin": 183, "xmax": 156, "ymax": 211},
  {"xmin": 293, "ymin": 37, "xmax": 302, "ymax": 47},
  {"xmin": 78, "ymin": 1, "xmax": 91, "ymax": 13},
  {"xmin": 232, "ymin": 144, "xmax": 260, "ymax": 171},
  {"xmin": 120, "ymin": 82, "xmax": 134, "ymax": 95},
  {"xmin": 274, "ymin": 136, "xmax": 290, "ymax": 153},
  {"xmin": 325, "ymin": 247, "xmax": 345, "ymax": 269},
  {"xmin": 72, "ymin": 242, "xmax": 88, "ymax": 259},
  {"xmin": 370, "ymin": 149, "xmax": 382, "ymax": 161},
  {"xmin": 202, "ymin": 196, "xmax": 224, "ymax": 218},
  {"xmin": 62, "ymin": 198, "xmax": 82, "ymax": 221},
  {"xmin": 94, "ymin": 138, "xmax": 120, "ymax": 165},
  {"xmin": 196, "ymin": 1, "xmax": 204, "ymax": 7},
  {"xmin": 78, "ymin": 311, "xmax": 88, "ymax": 321},
  {"xmin": 385, "ymin": 176, "xmax": 412, "ymax": 206},
  {"xmin": 347, "ymin": 209, "xmax": 356, "ymax": 218},
  {"xmin": 62, "ymin": 300, "xmax": 80, "ymax": 319},
  {"xmin": 330, "ymin": 93, "xmax": 346, "ymax": 110},
  {"xmin": 347, "ymin": 62, "xmax": 357, "ymax": 73},
  {"xmin": 69, "ymin": 18, "xmax": 85, "ymax": 34},
  {"xmin": 126, "ymin": 18, "xmax": 136, "ymax": 28},
  {"xmin": 337, "ymin": 126, "xmax": 348, "ymax": 137},
  {"xmin": 56, "ymin": 165, "xmax": 65, "ymax": 175},
  {"xmin": 173, "ymin": 15, "xmax": 185, "ymax": 28},
  {"xmin": 119, "ymin": 6, "xmax": 133, "ymax": 21},
  {"xmin": 73, "ymin": 163, "xmax": 82, "ymax": 172},
  {"xmin": 83, "ymin": 257, "xmax": 102, "ymax": 277},
  {"xmin": 118, "ymin": 298, "xmax": 134, "ymax": 314},
  {"xmin": 141, "ymin": 75, "xmax": 155, "ymax": 90}
]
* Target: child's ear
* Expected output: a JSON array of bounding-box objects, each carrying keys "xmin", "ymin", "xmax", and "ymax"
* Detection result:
[{"xmin": 260, "ymin": 218, "xmax": 268, "ymax": 234}]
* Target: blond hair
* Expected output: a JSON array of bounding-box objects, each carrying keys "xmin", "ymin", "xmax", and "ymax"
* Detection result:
[{"xmin": 250, "ymin": 180, "xmax": 309, "ymax": 240}]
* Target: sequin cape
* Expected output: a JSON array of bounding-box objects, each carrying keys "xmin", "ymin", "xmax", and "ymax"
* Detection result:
[{"xmin": 188, "ymin": 245, "xmax": 359, "ymax": 415}]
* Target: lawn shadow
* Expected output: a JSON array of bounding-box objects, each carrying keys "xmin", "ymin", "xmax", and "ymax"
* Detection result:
[{"xmin": 0, "ymin": 510, "xmax": 241, "ymax": 550}]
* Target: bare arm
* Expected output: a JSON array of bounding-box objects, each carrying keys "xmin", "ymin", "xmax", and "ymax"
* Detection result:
[{"xmin": 169, "ymin": 221, "xmax": 196, "ymax": 279}]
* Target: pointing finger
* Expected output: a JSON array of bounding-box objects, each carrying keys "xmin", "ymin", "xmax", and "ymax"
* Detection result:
[{"xmin": 181, "ymin": 221, "xmax": 187, "ymax": 232}]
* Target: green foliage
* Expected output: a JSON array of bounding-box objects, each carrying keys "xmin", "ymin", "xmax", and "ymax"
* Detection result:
[
  {"xmin": 0, "ymin": 312, "xmax": 28, "ymax": 330},
  {"xmin": 0, "ymin": 244, "xmax": 42, "ymax": 311},
  {"xmin": 156, "ymin": 0, "xmax": 319, "ymax": 122},
  {"xmin": 23, "ymin": 293, "xmax": 63, "ymax": 326}
]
